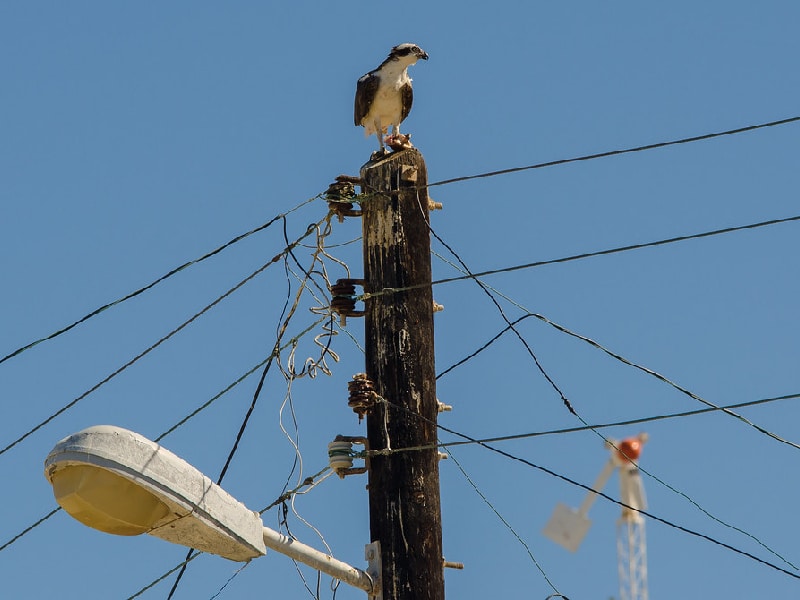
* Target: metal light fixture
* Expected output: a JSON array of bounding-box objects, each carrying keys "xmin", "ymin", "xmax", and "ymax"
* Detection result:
[{"xmin": 44, "ymin": 425, "xmax": 378, "ymax": 595}]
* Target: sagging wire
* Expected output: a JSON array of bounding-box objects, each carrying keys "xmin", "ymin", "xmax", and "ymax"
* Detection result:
[
  {"xmin": 273, "ymin": 214, "xmax": 348, "ymax": 598},
  {"xmin": 0, "ymin": 195, "xmax": 320, "ymax": 368},
  {"xmin": 434, "ymin": 245, "xmax": 800, "ymax": 454},
  {"xmin": 447, "ymin": 446, "xmax": 567, "ymax": 598},
  {"xmin": 430, "ymin": 241, "xmax": 798, "ymax": 571},
  {"xmin": 426, "ymin": 113, "xmax": 800, "ymax": 188},
  {"xmin": 208, "ymin": 562, "xmax": 251, "ymax": 600},
  {"xmin": 373, "ymin": 398, "xmax": 800, "ymax": 580},
  {"xmin": 0, "ymin": 320, "xmax": 327, "ymax": 558},
  {"xmin": 267, "ymin": 466, "xmax": 337, "ymax": 600},
  {"xmin": 359, "ymin": 213, "xmax": 800, "ymax": 300},
  {"xmin": 126, "ymin": 467, "xmax": 333, "ymax": 600},
  {"xmin": 0, "ymin": 507, "xmax": 61, "ymax": 554},
  {"xmin": 427, "ymin": 221, "xmax": 576, "ymax": 416},
  {"xmin": 125, "ymin": 551, "xmax": 202, "ymax": 600},
  {"xmin": 0, "ymin": 218, "xmax": 327, "ymax": 460},
  {"xmin": 167, "ymin": 214, "xmax": 335, "ymax": 599}
]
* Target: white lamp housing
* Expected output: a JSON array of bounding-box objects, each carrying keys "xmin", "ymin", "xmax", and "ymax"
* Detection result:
[{"xmin": 44, "ymin": 425, "xmax": 266, "ymax": 562}]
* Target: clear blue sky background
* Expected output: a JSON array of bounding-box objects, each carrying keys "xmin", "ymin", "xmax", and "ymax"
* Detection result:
[{"xmin": 2, "ymin": 3, "xmax": 799, "ymax": 599}]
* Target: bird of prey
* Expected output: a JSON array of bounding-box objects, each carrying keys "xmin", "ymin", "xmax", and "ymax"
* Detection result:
[{"xmin": 354, "ymin": 43, "xmax": 428, "ymax": 152}]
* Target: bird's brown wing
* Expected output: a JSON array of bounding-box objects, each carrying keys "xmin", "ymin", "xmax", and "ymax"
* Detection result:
[
  {"xmin": 355, "ymin": 72, "xmax": 379, "ymax": 126},
  {"xmin": 400, "ymin": 82, "xmax": 413, "ymax": 123}
]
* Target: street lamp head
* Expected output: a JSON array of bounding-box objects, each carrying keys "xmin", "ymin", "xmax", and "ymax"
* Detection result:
[{"xmin": 44, "ymin": 425, "xmax": 266, "ymax": 562}]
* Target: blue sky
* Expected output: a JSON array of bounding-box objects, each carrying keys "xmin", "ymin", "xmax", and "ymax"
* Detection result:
[{"xmin": 2, "ymin": 3, "xmax": 799, "ymax": 598}]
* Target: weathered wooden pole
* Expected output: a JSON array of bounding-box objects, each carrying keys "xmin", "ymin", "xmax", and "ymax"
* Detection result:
[{"xmin": 359, "ymin": 148, "xmax": 444, "ymax": 600}]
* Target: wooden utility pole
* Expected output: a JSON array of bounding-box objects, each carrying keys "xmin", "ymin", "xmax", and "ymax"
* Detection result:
[{"xmin": 360, "ymin": 148, "xmax": 444, "ymax": 600}]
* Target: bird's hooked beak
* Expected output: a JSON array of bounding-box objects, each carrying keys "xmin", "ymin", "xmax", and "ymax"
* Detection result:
[{"xmin": 419, "ymin": 50, "xmax": 429, "ymax": 61}]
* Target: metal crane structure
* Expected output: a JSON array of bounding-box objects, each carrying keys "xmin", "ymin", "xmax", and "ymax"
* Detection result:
[{"xmin": 543, "ymin": 433, "xmax": 649, "ymax": 600}]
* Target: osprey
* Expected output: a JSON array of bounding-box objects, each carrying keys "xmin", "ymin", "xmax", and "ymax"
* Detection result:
[{"xmin": 354, "ymin": 43, "xmax": 429, "ymax": 152}]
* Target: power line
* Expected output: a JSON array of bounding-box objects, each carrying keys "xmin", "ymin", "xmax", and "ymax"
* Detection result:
[
  {"xmin": 428, "ymin": 216, "xmax": 800, "ymax": 452},
  {"xmin": 0, "ymin": 219, "xmax": 325, "ymax": 459},
  {"xmin": 166, "ymin": 216, "xmax": 339, "ymax": 599},
  {"xmin": 447, "ymin": 446, "xmax": 565, "ymax": 596},
  {"xmin": 0, "ymin": 196, "xmax": 319, "ymax": 368},
  {"xmin": 529, "ymin": 310, "xmax": 800, "ymax": 452},
  {"xmin": 428, "ymin": 223, "xmax": 577, "ymax": 415},
  {"xmin": 125, "ymin": 551, "xmax": 202, "ymax": 600},
  {"xmin": 0, "ymin": 319, "xmax": 330, "ymax": 558},
  {"xmin": 472, "ymin": 436, "xmax": 800, "ymax": 580},
  {"xmin": 427, "ymin": 114, "xmax": 800, "ymax": 187},
  {"xmin": 437, "ymin": 392, "xmax": 800, "ymax": 447},
  {"xmin": 0, "ymin": 507, "xmax": 61, "ymax": 554},
  {"xmin": 430, "ymin": 243, "xmax": 800, "ymax": 566},
  {"xmin": 371, "ymin": 399, "xmax": 800, "ymax": 580},
  {"xmin": 425, "ymin": 224, "xmax": 799, "ymax": 571},
  {"xmin": 125, "ymin": 467, "xmax": 332, "ymax": 600},
  {"xmin": 428, "ymin": 213, "xmax": 800, "ymax": 289}
]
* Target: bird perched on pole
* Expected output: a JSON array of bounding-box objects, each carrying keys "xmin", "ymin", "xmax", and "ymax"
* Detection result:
[{"xmin": 354, "ymin": 43, "xmax": 428, "ymax": 154}]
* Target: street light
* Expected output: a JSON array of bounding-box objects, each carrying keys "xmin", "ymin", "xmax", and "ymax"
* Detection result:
[{"xmin": 44, "ymin": 425, "xmax": 378, "ymax": 595}]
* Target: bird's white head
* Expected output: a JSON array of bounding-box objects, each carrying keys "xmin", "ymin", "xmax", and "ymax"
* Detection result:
[{"xmin": 387, "ymin": 43, "xmax": 429, "ymax": 66}]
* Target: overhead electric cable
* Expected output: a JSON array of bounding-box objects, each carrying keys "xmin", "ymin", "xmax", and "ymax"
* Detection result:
[
  {"xmin": 0, "ymin": 196, "xmax": 319, "ymax": 368},
  {"xmin": 165, "ymin": 216, "xmax": 336, "ymax": 599},
  {"xmin": 448, "ymin": 446, "xmax": 565, "ymax": 596},
  {"xmin": 438, "ymin": 393, "xmax": 800, "ymax": 447},
  {"xmin": 372, "ymin": 400, "xmax": 799, "ymax": 579},
  {"xmin": 427, "ymin": 222, "xmax": 577, "ymax": 415},
  {"xmin": 474, "ymin": 435, "xmax": 800, "ymax": 580},
  {"xmin": 0, "ymin": 507, "xmax": 61, "ymax": 554},
  {"xmin": 0, "ymin": 319, "xmax": 330, "ymax": 557},
  {"xmin": 530, "ymin": 310, "xmax": 800, "ymax": 452},
  {"xmin": 429, "ymin": 214, "xmax": 800, "ymax": 290},
  {"xmin": 0, "ymin": 219, "xmax": 325, "ymax": 459},
  {"xmin": 427, "ymin": 114, "xmax": 800, "ymax": 187},
  {"xmin": 129, "ymin": 467, "xmax": 332, "ymax": 600},
  {"xmin": 125, "ymin": 551, "xmax": 202, "ymax": 600},
  {"xmin": 426, "ymin": 225, "xmax": 798, "ymax": 569}
]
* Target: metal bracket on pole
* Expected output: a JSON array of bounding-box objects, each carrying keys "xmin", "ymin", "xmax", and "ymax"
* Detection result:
[{"xmin": 365, "ymin": 541, "xmax": 382, "ymax": 600}]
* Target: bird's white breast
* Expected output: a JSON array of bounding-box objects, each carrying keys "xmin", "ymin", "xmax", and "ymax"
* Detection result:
[{"xmin": 363, "ymin": 68, "xmax": 411, "ymax": 135}]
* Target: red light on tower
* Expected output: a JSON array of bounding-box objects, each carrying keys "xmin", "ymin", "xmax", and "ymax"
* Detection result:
[{"xmin": 614, "ymin": 433, "xmax": 648, "ymax": 464}]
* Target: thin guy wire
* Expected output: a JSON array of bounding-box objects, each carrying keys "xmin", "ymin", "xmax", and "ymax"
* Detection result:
[
  {"xmin": 156, "ymin": 317, "xmax": 328, "ymax": 442},
  {"xmin": 432, "ymin": 244, "xmax": 800, "ymax": 452},
  {"xmin": 0, "ymin": 319, "xmax": 329, "ymax": 558},
  {"xmin": 528, "ymin": 310, "xmax": 800, "ymax": 452},
  {"xmin": 125, "ymin": 468, "xmax": 331, "ymax": 600},
  {"xmin": 372, "ymin": 399, "xmax": 800, "ymax": 580},
  {"xmin": 426, "ymin": 114, "xmax": 800, "ymax": 187},
  {"xmin": 166, "ymin": 214, "xmax": 335, "ymax": 599},
  {"xmin": 0, "ymin": 507, "xmax": 61, "ymax": 553},
  {"xmin": 447, "ymin": 446, "xmax": 566, "ymax": 597},
  {"xmin": 0, "ymin": 219, "xmax": 325, "ymax": 459},
  {"xmin": 377, "ymin": 214, "xmax": 800, "ymax": 298},
  {"xmin": 441, "ymin": 392, "xmax": 800, "ymax": 446},
  {"xmin": 361, "ymin": 393, "xmax": 800, "ymax": 455},
  {"xmin": 0, "ymin": 220, "xmax": 324, "ymax": 455},
  {"xmin": 428, "ymin": 228, "xmax": 797, "ymax": 569},
  {"xmin": 208, "ymin": 562, "xmax": 251, "ymax": 600},
  {"xmin": 0, "ymin": 196, "xmax": 319, "ymax": 367},
  {"xmin": 471, "ymin": 437, "xmax": 800, "ymax": 580},
  {"xmin": 433, "ymin": 250, "xmax": 798, "ymax": 566},
  {"xmin": 427, "ymin": 222, "xmax": 577, "ymax": 415},
  {"xmin": 125, "ymin": 551, "xmax": 202, "ymax": 600}
]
